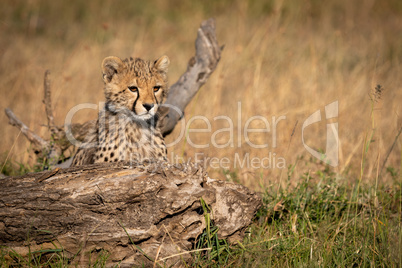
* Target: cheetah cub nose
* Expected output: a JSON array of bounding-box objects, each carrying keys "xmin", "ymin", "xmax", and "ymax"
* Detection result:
[{"xmin": 143, "ymin": 103, "xmax": 154, "ymax": 111}]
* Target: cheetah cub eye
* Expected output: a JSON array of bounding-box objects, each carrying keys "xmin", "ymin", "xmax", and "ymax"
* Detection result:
[{"xmin": 128, "ymin": 86, "xmax": 138, "ymax": 92}]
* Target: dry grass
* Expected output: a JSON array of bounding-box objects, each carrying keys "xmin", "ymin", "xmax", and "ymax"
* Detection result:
[{"xmin": 0, "ymin": 0, "xmax": 401, "ymax": 189}]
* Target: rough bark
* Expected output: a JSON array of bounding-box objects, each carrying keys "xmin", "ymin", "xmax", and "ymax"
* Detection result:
[{"xmin": 0, "ymin": 162, "xmax": 261, "ymax": 267}]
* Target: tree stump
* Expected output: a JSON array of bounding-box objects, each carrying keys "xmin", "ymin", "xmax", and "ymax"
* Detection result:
[{"xmin": 0, "ymin": 162, "xmax": 262, "ymax": 267}]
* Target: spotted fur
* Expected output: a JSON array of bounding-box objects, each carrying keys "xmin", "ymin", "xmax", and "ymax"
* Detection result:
[{"xmin": 71, "ymin": 55, "xmax": 169, "ymax": 166}]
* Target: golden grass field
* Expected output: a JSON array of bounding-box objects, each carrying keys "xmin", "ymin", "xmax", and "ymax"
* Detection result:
[{"xmin": 0, "ymin": 0, "xmax": 401, "ymax": 190}]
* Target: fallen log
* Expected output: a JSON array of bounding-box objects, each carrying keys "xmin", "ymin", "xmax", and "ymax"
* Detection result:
[{"xmin": 0, "ymin": 161, "xmax": 262, "ymax": 267}]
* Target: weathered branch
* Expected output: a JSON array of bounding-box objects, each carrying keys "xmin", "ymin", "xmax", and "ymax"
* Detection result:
[
  {"xmin": 6, "ymin": 71, "xmax": 67, "ymax": 163},
  {"xmin": 0, "ymin": 162, "xmax": 261, "ymax": 266},
  {"xmin": 4, "ymin": 108, "xmax": 48, "ymax": 150},
  {"xmin": 43, "ymin": 70, "xmax": 57, "ymax": 135},
  {"xmin": 160, "ymin": 18, "xmax": 222, "ymax": 136}
]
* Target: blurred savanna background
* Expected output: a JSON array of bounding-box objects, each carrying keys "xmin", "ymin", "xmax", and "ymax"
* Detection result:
[{"xmin": 0, "ymin": 0, "xmax": 401, "ymax": 190}]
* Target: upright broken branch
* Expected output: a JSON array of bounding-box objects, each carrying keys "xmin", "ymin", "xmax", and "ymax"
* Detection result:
[
  {"xmin": 160, "ymin": 18, "xmax": 222, "ymax": 136},
  {"xmin": 43, "ymin": 70, "xmax": 57, "ymax": 134}
]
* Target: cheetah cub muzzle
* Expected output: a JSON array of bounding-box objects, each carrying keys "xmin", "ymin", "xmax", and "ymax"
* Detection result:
[{"xmin": 71, "ymin": 55, "xmax": 170, "ymax": 166}]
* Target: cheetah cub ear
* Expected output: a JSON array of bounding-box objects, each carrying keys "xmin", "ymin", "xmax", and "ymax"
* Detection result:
[
  {"xmin": 154, "ymin": 55, "xmax": 170, "ymax": 74},
  {"xmin": 102, "ymin": 56, "xmax": 124, "ymax": 83}
]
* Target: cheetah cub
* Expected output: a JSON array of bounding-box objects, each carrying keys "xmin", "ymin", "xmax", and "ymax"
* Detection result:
[{"xmin": 71, "ymin": 55, "xmax": 170, "ymax": 166}]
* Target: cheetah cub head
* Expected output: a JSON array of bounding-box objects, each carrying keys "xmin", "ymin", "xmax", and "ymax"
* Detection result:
[{"xmin": 102, "ymin": 55, "xmax": 169, "ymax": 121}]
